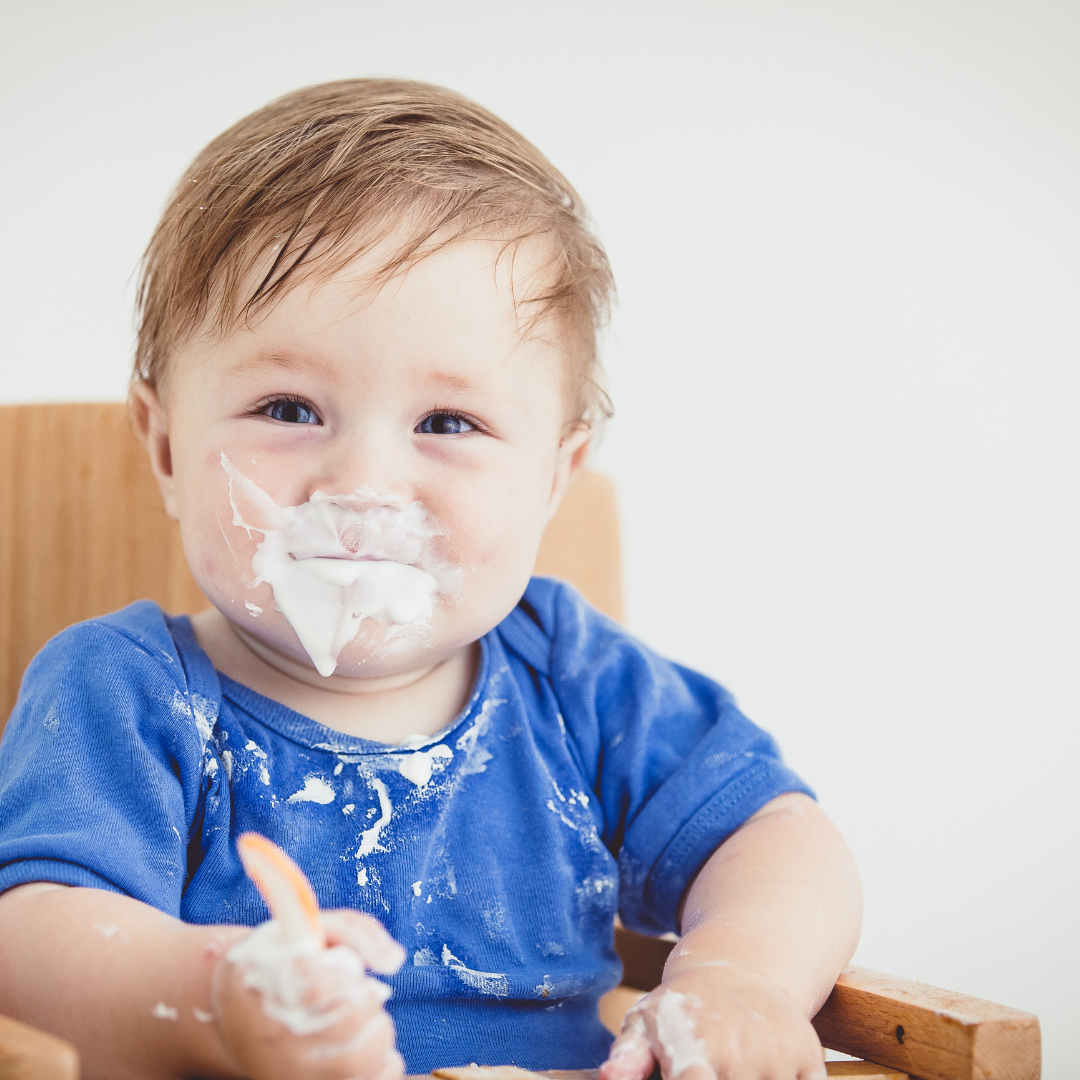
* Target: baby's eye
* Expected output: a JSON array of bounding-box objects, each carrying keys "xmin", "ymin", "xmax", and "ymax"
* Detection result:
[
  {"xmin": 262, "ymin": 399, "xmax": 320, "ymax": 424},
  {"xmin": 415, "ymin": 412, "xmax": 476, "ymax": 435}
]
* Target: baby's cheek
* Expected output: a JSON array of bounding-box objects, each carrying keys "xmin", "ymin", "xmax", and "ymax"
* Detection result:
[
  {"xmin": 193, "ymin": 551, "xmax": 239, "ymax": 604},
  {"xmin": 455, "ymin": 531, "xmax": 531, "ymax": 595},
  {"xmin": 438, "ymin": 543, "xmax": 538, "ymax": 643}
]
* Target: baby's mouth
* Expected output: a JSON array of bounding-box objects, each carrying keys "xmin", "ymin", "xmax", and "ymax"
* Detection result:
[
  {"xmin": 221, "ymin": 453, "xmax": 457, "ymax": 676},
  {"xmin": 288, "ymin": 552, "xmax": 419, "ymax": 567},
  {"xmin": 290, "ymin": 553, "xmax": 397, "ymax": 561}
]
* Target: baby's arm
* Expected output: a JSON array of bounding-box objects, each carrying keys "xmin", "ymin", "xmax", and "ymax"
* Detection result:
[
  {"xmin": 601, "ymin": 792, "xmax": 861, "ymax": 1080},
  {"xmin": 0, "ymin": 882, "xmax": 403, "ymax": 1080}
]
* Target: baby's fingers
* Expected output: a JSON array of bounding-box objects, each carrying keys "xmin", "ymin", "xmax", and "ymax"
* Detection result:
[
  {"xmin": 321, "ymin": 910, "xmax": 405, "ymax": 975},
  {"xmin": 295, "ymin": 946, "xmax": 390, "ymax": 1012},
  {"xmin": 599, "ymin": 1034, "xmax": 654, "ymax": 1080},
  {"xmin": 306, "ymin": 1002, "xmax": 398, "ymax": 1062},
  {"xmin": 794, "ymin": 1040, "xmax": 828, "ymax": 1080},
  {"xmin": 599, "ymin": 1012, "xmax": 656, "ymax": 1080},
  {"xmin": 304, "ymin": 999, "xmax": 404, "ymax": 1080},
  {"xmin": 627, "ymin": 990, "xmax": 719, "ymax": 1080},
  {"xmin": 369, "ymin": 1047, "xmax": 407, "ymax": 1080}
]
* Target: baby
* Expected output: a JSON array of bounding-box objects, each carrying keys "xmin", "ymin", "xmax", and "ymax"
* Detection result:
[{"xmin": 0, "ymin": 80, "xmax": 861, "ymax": 1080}]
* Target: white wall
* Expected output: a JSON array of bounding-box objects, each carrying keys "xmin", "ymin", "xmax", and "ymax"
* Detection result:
[{"xmin": 4, "ymin": 2, "xmax": 1077, "ymax": 1075}]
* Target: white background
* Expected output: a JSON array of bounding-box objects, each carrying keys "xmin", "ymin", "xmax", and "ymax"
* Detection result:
[{"xmin": 3, "ymin": 2, "xmax": 1078, "ymax": 1075}]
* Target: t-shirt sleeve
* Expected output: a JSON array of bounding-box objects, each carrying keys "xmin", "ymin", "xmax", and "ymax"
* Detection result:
[
  {"xmin": 0, "ymin": 610, "xmax": 213, "ymax": 914},
  {"xmin": 532, "ymin": 579, "xmax": 814, "ymax": 936}
]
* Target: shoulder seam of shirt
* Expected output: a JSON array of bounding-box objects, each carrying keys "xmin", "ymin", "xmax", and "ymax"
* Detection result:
[
  {"xmin": 514, "ymin": 580, "xmax": 600, "ymax": 801},
  {"xmin": 72, "ymin": 608, "xmax": 190, "ymax": 696},
  {"xmin": 494, "ymin": 603, "xmax": 554, "ymax": 675}
]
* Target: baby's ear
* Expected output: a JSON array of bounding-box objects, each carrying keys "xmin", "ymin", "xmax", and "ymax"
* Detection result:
[
  {"xmin": 129, "ymin": 381, "xmax": 180, "ymax": 521},
  {"xmin": 547, "ymin": 422, "xmax": 592, "ymax": 522}
]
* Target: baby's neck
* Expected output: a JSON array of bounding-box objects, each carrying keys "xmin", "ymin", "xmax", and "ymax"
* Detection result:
[{"xmin": 190, "ymin": 607, "xmax": 479, "ymax": 745}]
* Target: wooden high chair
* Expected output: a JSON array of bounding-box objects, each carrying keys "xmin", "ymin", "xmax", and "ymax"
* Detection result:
[{"xmin": 0, "ymin": 405, "xmax": 1041, "ymax": 1080}]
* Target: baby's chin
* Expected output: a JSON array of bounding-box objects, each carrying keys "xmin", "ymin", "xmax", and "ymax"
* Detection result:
[
  {"xmin": 229, "ymin": 605, "xmax": 451, "ymax": 683},
  {"xmin": 328, "ymin": 618, "xmax": 442, "ymax": 674}
]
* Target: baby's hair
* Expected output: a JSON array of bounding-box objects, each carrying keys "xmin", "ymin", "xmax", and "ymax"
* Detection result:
[{"xmin": 135, "ymin": 78, "xmax": 615, "ymax": 424}]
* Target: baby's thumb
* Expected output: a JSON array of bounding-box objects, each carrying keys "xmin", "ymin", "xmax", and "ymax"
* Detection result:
[{"xmin": 320, "ymin": 910, "xmax": 405, "ymax": 975}]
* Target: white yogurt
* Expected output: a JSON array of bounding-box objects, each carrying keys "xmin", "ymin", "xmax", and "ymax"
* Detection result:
[{"xmin": 221, "ymin": 454, "xmax": 457, "ymax": 675}]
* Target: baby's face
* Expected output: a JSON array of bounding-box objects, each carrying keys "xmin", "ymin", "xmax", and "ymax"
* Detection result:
[{"xmin": 150, "ymin": 239, "xmax": 585, "ymax": 680}]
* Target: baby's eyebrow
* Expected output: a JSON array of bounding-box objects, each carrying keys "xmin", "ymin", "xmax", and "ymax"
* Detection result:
[
  {"xmin": 425, "ymin": 371, "xmax": 483, "ymax": 395},
  {"xmin": 221, "ymin": 351, "xmax": 333, "ymax": 382},
  {"xmin": 220, "ymin": 354, "xmax": 500, "ymax": 402}
]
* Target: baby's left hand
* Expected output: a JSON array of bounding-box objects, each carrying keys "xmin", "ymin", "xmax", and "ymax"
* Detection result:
[{"xmin": 598, "ymin": 964, "xmax": 827, "ymax": 1080}]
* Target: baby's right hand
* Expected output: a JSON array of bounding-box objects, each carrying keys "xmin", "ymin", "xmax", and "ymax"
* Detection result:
[{"xmin": 211, "ymin": 909, "xmax": 406, "ymax": 1080}]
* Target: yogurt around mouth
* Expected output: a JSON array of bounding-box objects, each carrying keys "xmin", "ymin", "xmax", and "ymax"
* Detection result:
[{"xmin": 221, "ymin": 454, "xmax": 456, "ymax": 676}]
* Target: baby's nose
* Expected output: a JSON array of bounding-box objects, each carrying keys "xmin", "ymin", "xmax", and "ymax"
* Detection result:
[{"xmin": 310, "ymin": 425, "xmax": 416, "ymax": 505}]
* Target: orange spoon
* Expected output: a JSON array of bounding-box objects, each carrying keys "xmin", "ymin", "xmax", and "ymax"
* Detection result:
[{"xmin": 237, "ymin": 832, "xmax": 325, "ymax": 947}]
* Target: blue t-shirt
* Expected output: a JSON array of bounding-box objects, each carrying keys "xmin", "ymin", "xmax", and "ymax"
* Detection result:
[{"xmin": 0, "ymin": 578, "xmax": 810, "ymax": 1072}]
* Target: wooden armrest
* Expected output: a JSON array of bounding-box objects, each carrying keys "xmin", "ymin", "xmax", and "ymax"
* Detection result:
[
  {"xmin": 0, "ymin": 1015, "xmax": 78, "ymax": 1080},
  {"xmin": 812, "ymin": 966, "xmax": 1040, "ymax": 1080}
]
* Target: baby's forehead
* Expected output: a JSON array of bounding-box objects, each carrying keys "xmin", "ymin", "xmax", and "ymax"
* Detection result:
[
  {"xmin": 257, "ymin": 228, "xmax": 563, "ymax": 322},
  {"xmin": 215, "ymin": 235, "xmax": 570, "ymax": 367},
  {"xmin": 204, "ymin": 257, "xmax": 569, "ymax": 407}
]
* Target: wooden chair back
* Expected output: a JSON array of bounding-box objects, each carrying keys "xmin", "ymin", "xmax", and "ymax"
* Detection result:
[{"xmin": 0, "ymin": 403, "xmax": 622, "ymax": 729}]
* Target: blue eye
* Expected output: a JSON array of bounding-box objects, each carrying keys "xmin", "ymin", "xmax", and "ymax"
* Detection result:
[
  {"xmin": 264, "ymin": 400, "xmax": 319, "ymax": 424},
  {"xmin": 416, "ymin": 412, "xmax": 476, "ymax": 435}
]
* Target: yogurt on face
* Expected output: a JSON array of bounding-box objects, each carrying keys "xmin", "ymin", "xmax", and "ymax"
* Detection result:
[{"xmin": 221, "ymin": 454, "xmax": 455, "ymax": 676}]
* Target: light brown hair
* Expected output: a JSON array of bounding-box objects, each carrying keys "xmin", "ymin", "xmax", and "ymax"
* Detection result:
[{"xmin": 134, "ymin": 78, "xmax": 615, "ymax": 423}]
